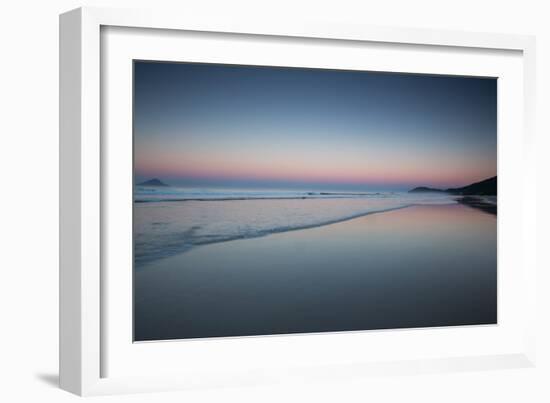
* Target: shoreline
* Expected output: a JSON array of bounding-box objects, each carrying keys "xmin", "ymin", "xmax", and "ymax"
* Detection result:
[
  {"xmin": 135, "ymin": 197, "xmax": 497, "ymax": 269},
  {"xmin": 135, "ymin": 202, "xmax": 429, "ymax": 269}
]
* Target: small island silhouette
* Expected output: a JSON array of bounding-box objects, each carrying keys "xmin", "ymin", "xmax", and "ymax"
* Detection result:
[{"xmin": 137, "ymin": 178, "xmax": 169, "ymax": 187}]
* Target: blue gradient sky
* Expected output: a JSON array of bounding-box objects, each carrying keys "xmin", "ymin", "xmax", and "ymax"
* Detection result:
[{"xmin": 134, "ymin": 61, "xmax": 497, "ymax": 190}]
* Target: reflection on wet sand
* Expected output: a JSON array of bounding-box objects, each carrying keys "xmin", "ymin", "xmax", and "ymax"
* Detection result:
[
  {"xmin": 134, "ymin": 204, "xmax": 497, "ymax": 341},
  {"xmin": 456, "ymin": 196, "xmax": 497, "ymax": 216}
]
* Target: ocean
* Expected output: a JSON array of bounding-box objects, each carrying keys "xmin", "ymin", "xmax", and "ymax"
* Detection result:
[{"xmin": 134, "ymin": 186, "xmax": 459, "ymax": 268}]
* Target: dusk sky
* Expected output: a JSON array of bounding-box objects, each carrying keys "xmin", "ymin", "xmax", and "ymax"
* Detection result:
[{"xmin": 134, "ymin": 61, "xmax": 497, "ymax": 191}]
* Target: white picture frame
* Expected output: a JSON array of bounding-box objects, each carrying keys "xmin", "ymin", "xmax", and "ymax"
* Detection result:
[{"xmin": 60, "ymin": 6, "xmax": 537, "ymax": 396}]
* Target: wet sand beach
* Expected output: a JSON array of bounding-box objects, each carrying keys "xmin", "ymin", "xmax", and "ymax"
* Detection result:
[
  {"xmin": 134, "ymin": 203, "xmax": 497, "ymax": 341},
  {"xmin": 456, "ymin": 196, "xmax": 497, "ymax": 215}
]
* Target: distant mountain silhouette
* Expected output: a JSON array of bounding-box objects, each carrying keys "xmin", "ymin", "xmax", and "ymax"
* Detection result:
[
  {"xmin": 407, "ymin": 186, "xmax": 444, "ymax": 193},
  {"xmin": 409, "ymin": 176, "xmax": 496, "ymax": 196},
  {"xmin": 137, "ymin": 178, "xmax": 169, "ymax": 187}
]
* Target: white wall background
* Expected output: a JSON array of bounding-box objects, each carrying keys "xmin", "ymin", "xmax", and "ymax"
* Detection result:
[{"xmin": 1, "ymin": 0, "xmax": 548, "ymax": 401}]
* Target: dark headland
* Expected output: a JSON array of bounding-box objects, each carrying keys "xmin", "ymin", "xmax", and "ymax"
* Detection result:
[
  {"xmin": 409, "ymin": 176, "xmax": 497, "ymax": 215},
  {"xmin": 409, "ymin": 176, "xmax": 496, "ymax": 196},
  {"xmin": 137, "ymin": 178, "xmax": 169, "ymax": 187}
]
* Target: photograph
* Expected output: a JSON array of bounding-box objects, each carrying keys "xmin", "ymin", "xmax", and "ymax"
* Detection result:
[{"xmin": 133, "ymin": 61, "xmax": 497, "ymax": 342}]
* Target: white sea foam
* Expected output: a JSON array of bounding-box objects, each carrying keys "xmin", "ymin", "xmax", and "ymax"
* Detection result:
[{"xmin": 134, "ymin": 188, "xmax": 457, "ymax": 268}]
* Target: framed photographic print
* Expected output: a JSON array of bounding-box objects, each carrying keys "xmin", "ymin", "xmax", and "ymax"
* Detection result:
[
  {"xmin": 60, "ymin": 7, "xmax": 537, "ymax": 396},
  {"xmin": 132, "ymin": 61, "xmax": 499, "ymax": 342}
]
